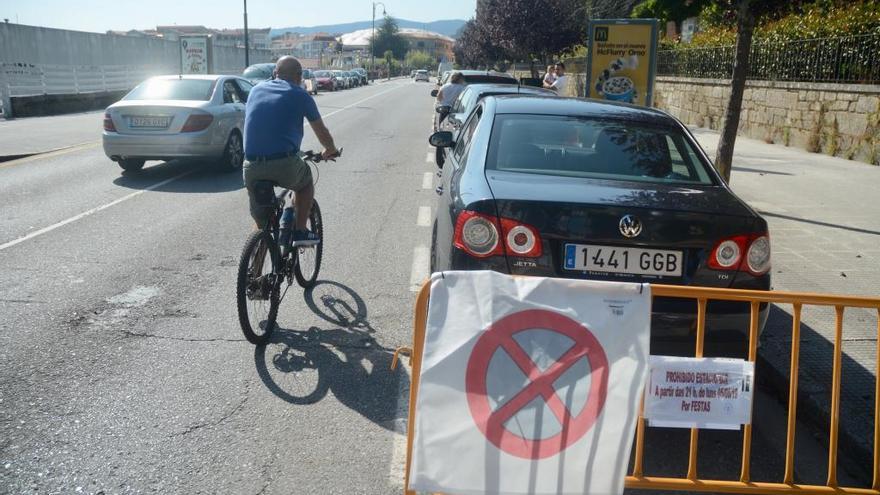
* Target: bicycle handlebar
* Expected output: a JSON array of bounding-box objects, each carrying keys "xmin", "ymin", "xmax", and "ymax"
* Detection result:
[{"xmin": 302, "ymin": 148, "xmax": 343, "ymax": 163}]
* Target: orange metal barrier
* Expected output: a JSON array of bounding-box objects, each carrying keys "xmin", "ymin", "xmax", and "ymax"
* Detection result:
[{"xmin": 392, "ymin": 281, "xmax": 880, "ymax": 495}]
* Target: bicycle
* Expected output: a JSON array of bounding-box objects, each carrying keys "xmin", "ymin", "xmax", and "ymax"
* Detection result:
[{"xmin": 236, "ymin": 149, "xmax": 341, "ymax": 345}]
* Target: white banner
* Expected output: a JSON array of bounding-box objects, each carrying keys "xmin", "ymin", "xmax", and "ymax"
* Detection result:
[
  {"xmin": 410, "ymin": 271, "xmax": 651, "ymax": 495},
  {"xmin": 645, "ymin": 356, "xmax": 755, "ymax": 430},
  {"xmin": 180, "ymin": 36, "xmax": 208, "ymax": 75}
]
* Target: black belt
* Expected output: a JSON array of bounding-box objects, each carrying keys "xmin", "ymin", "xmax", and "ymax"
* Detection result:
[{"xmin": 246, "ymin": 150, "xmax": 298, "ymax": 161}]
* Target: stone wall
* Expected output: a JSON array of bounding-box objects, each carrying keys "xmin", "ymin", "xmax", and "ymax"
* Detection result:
[{"xmin": 655, "ymin": 77, "xmax": 880, "ymax": 165}]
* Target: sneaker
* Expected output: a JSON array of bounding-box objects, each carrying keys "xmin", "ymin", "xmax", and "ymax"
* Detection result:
[{"xmin": 292, "ymin": 229, "xmax": 320, "ymax": 247}]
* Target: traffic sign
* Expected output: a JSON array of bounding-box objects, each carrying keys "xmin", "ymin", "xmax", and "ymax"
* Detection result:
[{"xmin": 465, "ymin": 309, "xmax": 609, "ymax": 459}]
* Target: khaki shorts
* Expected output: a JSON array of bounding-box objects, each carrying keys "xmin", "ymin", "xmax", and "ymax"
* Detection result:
[{"xmin": 243, "ymin": 154, "xmax": 313, "ymax": 226}]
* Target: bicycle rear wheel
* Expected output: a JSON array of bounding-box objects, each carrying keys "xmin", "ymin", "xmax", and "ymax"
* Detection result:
[
  {"xmin": 237, "ymin": 230, "xmax": 281, "ymax": 345},
  {"xmin": 294, "ymin": 200, "xmax": 323, "ymax": 288}
]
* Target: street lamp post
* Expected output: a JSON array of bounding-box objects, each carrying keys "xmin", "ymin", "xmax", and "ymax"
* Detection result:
[
  {"xmin": 243, "ymin": 0, "xmax": 250, "ymax": 68},
  {"xmin": 370, "ymin": 1, "xmax": 386, "ymax": 82}
]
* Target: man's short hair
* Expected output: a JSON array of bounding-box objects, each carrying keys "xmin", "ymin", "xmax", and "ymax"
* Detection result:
[{"xmin": 555, "ymin": 62, "xmax": 566, "ymax": 70}]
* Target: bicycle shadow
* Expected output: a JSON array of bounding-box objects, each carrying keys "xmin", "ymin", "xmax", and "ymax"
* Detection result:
[{"xmin": 253, "ymin": 281, "xmax": 406, "ymax": 430}]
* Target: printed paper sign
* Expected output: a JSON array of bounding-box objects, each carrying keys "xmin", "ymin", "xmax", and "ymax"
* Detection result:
[
  {"xmin": 645, "ymin": 356, "xmax": 755, "ymax": 430},
  {"xmin": 180, "ymin": 36, "xmax": 208, "ymax": 75},
  {"xmin": 409, "ymin": 271, "xmax": 651, "ymax": 495},
  {"xmin": 585, "ymin": 19, "xmax": 659, "ymax": 106}
]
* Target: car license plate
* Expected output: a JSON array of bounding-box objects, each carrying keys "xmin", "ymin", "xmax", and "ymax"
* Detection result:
[
  {"xmin": 563, "ymin": 243, "xmax": 683, "ymax": 277},
  {"xmin": 129, "ymin": 116, "xmax": 171, "ymax": 128}
]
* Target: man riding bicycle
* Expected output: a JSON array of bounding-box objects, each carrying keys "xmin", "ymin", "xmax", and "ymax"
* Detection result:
[{"xmin": 243, "ymin": 56, "xmax": 339, "ymax": 246}]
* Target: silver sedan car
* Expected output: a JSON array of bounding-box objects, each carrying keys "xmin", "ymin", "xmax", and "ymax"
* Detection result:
[{"xmin": 102, "ymin": 74, "xmax": 252, "ymax": 172}]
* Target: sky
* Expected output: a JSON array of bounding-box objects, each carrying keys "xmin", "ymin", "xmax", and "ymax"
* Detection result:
[{"xmin": 0, "ymin": 0, "xmax": 476, "ymax": 33}]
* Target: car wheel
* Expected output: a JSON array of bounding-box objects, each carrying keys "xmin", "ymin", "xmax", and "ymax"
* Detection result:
[
  {"xmin": 430, "ymin": 219, "xmax": 438, "ymax": 273},
  {"xmin": 118, "ymin": 158, "xmax": 145, "ymax": 172},
  {"xmin": 224, "ymin": 131, "xmax": 244, "ymax": 171}
]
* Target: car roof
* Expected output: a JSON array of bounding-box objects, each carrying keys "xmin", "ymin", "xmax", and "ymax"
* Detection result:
[
  {"xmin": 456, "ymin": 70, "xmax": 513, "ymax": 77},
  {"xmin": 152, "ymin": 74, "xmax": 228, "ymax": 81},
  {"xmin": 464, "ymin": 83, "xmax": 555, "ymax": 96},
  {"xmin": 487, "ymin": 95, "xmax": 675, "ymax": 125}
]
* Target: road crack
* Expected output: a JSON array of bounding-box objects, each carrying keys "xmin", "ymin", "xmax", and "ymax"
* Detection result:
[
  {"xmin": 120, "ymin": 330, "xmax": 245, "ymax": 343},
  {"xmin": 174, "ymin": 379, "xmax": 251, "ymax": 437}
]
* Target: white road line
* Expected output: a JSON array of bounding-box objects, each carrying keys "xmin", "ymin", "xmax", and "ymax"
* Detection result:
[
  {"xmin": 0, "ymin": 141, "xmax": 101, "ymax": 169},
  {"xmin": 409, "ymin": 245, "xmax": 430, "ymax": 292},
  {"xmin": 321, "ymin": 84, "xmax": 406, "ymax": 119},
  {"xmin": 425, "ymin": 152, "xmax": 434, "ymax": 163},
  {"xmin": 0, "ymin": 170, "xmax": 193, "ymax": 252},
  {"xmin": 387, "ymin": 361, "xmax": 411, "ymax": 488},
  {"xmin": 421, "ymin": 172, "xmax": 433, "ymax": 190},
  {"xmin": 416, "ymin": 206, "xmax": 431, "ymax": 227}
]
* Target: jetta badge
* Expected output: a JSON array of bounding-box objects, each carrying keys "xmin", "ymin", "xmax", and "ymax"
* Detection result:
[{"xmin": 619, "ymin": 215, "xmax": 642, "ymax": 238}]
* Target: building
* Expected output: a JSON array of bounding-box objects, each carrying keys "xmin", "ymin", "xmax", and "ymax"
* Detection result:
[
  {"xmin": 214, "ymin": 28, "xmax": 271, "ymax": 49},
  {"xmin": 338, "ymin": 28, "xmax": 454, "ymax": 63}
]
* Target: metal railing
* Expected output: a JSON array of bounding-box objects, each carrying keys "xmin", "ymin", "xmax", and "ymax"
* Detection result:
[
  {"xmin": 657, "ymin": 33, "xmax": 880, "ymax": 84},
  {"xmin": 396, "ymin": 280, "xmax": 880, "ymax": 495}
]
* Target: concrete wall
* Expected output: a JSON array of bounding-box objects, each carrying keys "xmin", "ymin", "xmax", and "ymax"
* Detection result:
[
  {"xmin": 655, "ymin": 77, "xmax": 880, "ymax": 165},
  {"xmin": 0, "ymin": 23, "xmax": 273, "ymax": 117}
]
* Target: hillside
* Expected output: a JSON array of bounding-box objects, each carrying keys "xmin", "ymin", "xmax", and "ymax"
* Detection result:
[{"xmin": 270, "ymin": 19, "xmax": 465, "ymax": 38}]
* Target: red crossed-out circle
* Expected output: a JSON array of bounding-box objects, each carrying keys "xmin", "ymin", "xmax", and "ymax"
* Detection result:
[{"xmin": 465, "ymin": 309, "xmax": 609, "ymax": 460}]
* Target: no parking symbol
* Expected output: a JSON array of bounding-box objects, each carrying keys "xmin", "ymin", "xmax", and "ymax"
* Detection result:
[{"xmin": 465, "ymin": 309, "xmax": 609, "ymax": 459}]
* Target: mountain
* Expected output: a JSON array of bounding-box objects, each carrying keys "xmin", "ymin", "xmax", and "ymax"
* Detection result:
[{"xmin": 270, "ymin": 19, "xmax": 466, "ymax": 38}]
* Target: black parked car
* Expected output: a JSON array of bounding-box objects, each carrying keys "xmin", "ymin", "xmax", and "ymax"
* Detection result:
[
  {"xmin": 428, "ymin": 96, "xmax": 771, "ymax": 337},
  {"xmin": 433, "ymin": 83, "xmax": 557, "ymax": 167}
]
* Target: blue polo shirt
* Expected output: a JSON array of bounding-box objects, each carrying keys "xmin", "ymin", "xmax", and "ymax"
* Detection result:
[{"xmin": 243, "ymin": 79, "xmax": 321, "ymax": 157}]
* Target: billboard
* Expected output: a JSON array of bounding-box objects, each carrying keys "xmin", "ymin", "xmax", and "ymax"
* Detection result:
[
  {"xmin": 180, "ymin": 36, "xmax": 209, "ymax": 74},
  {"xmin": 585, "ymin": 19, "xmax": 659, "ymax": 107}
]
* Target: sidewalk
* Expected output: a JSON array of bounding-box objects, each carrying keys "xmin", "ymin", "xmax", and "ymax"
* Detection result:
[
  {"xmin": 0, "ymin": 110, "xmax": 102, "ymax": 159},
  {"xmin": 692, "ymin": 127, "xmax": 880, "ymax": 469}
]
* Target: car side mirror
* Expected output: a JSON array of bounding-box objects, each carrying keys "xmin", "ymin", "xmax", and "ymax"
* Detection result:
[
  {"xmin": 435, "ymin": 105, "xmax": 450, "ymax": 115},
  {"xmin": 430, "ymin": 89, "xmax": 439, "ymax": 98},
  {"xmin": 429, "ymin": 131, "xmax": 455, "ymax": 148}
]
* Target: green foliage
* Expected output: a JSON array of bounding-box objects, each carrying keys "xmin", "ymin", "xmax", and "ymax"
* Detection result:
[
  {"xmin": 631, "ymin": 0, "xmax": 709, "ymax": 28},
  {"xmin": 372, "ymin": 16, "xmax": 408, "ymax": 59},
  {"xmin": 404, "ymin": 50, "xmax": 434, "ymax": 70}
]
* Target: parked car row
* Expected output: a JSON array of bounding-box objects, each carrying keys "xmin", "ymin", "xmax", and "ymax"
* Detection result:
[
  {"xmin": 313, "ymin": 69, "xmax": 368, "ymax": 92},
  {"xmin": 426, "ymin": 76, "xmax": 772, "ymax": 339}
]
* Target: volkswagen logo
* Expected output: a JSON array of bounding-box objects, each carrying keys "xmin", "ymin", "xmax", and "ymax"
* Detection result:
[{"xmin": 619, "ymin": 215, "xmax": 642, "ymax": 238}]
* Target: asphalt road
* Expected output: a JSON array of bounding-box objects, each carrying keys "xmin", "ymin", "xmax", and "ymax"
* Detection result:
[{"xmin": 0, "ymin": 79, "xmax": 866, "ymax": 494}]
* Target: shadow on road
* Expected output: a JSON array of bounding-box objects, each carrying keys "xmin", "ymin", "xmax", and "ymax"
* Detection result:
[
  {"xmin": 112, "ymin": 159, "xmax": 244, "ymax": 193},
  {"xmin": 253, "ymin": 280, "xmax": 407, "ymax": 431}
]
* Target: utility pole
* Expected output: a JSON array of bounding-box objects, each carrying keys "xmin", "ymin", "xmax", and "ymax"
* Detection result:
[
  {"xmin": 243, "ymin": 0, "xmax": 250, "ymax": 68},
  {"xmin": 371, "ymin": 2, "xmax": 386, "ymax": 82}
]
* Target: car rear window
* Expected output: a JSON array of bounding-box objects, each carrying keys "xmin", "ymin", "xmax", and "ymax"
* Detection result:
[
  {"xmin": 463, "ymin": 75, "xmax": 517, "ymax": 85},
  {"xmin": 242, "ymin": 66, "xmax": 272, "ymax": 80},
  {"xmin": 124, "ymin": 79, "xmax": 216, "ymax": 101},
  {"xmin": 486, "ymin": 115, "xmax": 717, "ymax": 185}
]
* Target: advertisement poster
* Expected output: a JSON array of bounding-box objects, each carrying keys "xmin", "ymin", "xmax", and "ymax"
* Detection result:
[
  {"xmin": 180, "ymin": 36, "xmax": 209, "ymax": 75},
  {"xmin": 586, "ymin": 19, "xmax": 659, "ymax": 107}
]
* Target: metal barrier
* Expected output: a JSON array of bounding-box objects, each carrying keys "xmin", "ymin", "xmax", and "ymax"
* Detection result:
[{"xmin": 393, "ymin": 281, "xmax": 880, "ymax": 495}]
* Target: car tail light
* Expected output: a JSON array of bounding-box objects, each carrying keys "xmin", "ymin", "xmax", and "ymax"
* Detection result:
[
  {"xmin": 453, "ymin": 211, "xmax": 543, "ymax": 258},
  {"xmin": 708, "ymin": 233, "xmax": 770, "ymax": 275},
  {"xmin": 181, "ymin": 112, "xmax": 214, "ymax": 132},
  {"xmin": 103, "ymin": 112, "xmax": 116, "ymax": 132}
]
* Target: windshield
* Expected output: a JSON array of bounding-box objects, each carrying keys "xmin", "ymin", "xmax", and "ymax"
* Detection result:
[
  {"xmin": 242, "ymin": 65, "xmax": 272, "ymax": 80},
  {"xmin": 463, "ymin": 75, "xmax": 517, "ymax": 85},
  {"xmin": 124, "ymin": 79, "xmax": 216, "ymax": 101},
  {"xmin": 303, "ymin": 69, "xmax": 312, "ymax": 78},
  {"xmin": 486, "ymin": 115, "xmax": 716, "ymax": 185},
  {"xmin": 314, "ymin": 71, "xmax": 331, "ymax": 78}
]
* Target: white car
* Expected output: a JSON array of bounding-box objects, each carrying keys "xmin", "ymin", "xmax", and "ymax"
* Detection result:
[
  {"xmin": 415, "ymin": 70, "xmax": 430, "ymax": 82},
  {"xmin": 102, "ymin": 75, "xmax": 252, "ymax": 172}
]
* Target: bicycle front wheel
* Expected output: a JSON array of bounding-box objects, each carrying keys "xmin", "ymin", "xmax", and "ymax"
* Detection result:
[
  {"xmin": 294, "ymin": 200, "xmax": 323, "ymax": 288},
  {"xmin": 237, "ymin": 230, "xmax": 281, "ymax": 345}
]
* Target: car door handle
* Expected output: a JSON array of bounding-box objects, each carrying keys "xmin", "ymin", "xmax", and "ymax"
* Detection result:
[{"xmin": 435, "ymin": 185, "xmax": 444, "ymax": 195}]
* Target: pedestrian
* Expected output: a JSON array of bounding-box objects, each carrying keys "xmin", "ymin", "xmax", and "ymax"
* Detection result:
[
  {"xmin": 544, "ymin": 62, "xmax": 569, "ymax": 94},
  {"xmin": 435, "ymin": 71, "xmax": 466, "ymax": 109},
  {"xmin": 542, "ymin": 65, "xmax": 557, "ymax": 87}
]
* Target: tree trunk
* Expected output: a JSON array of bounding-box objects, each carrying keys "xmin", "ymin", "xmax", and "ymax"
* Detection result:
[{"xmin": 715, "ymin": 0, "xmax": 755, "ymax": 183}]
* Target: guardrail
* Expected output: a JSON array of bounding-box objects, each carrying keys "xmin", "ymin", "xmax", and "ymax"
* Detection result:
[{"xmin": 395, "ymin": 280, "xmax": 880, "ymax": 495}]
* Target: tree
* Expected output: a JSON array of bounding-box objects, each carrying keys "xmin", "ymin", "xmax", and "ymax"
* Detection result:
[
  {"xmin": 480, "ymin": 0, "xmax": 587, "ymax": 76},
  {"xmin": 453, "ymin": 19, "xmax": 510, "ymax": 70},
  {"xmin": 631, "ymin": 0, "xmax": 710, "ymax": 30},
  {"xmin": 372, "ymin": 15, "xmax": 408, "ymax": 60},
  {"xmin": 714, "ymin": 0, "xmax": 755, "ymax": 183},
  {"xmin": 405, "ymin": 50, "xmax": 434, "ymax": 70}
]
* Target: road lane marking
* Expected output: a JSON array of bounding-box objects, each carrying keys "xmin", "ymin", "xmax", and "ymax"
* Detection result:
[
  {"xmin": 421, "ymin": 172, "xmax": 433, "ymax": 190},
  {"xmin": 0, "ymin": 141, "xmax": 100, "ymax": 169},
  {"xmin": 409, "ymin": 245, "xmax": 430, "ymax": 292},
  {"xmin": 425, "ymin": 152, "xmax": 434, "ymax": 163},
  {"xmin": 416, "ymin": 206, "xmax": 431, "ymax": 227},
  {"xmin": 321, "ymin": 84, "xmax": 407, "ymax": 120},
  {"xmin": 387, "ymin": 361, "xmax": 411, "ymax": 488},
  {"xmin": 0, "ymin": 170, "xmax": 194, "ymax": 252}
]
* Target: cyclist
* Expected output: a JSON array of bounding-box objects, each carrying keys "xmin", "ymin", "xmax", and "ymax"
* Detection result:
[{"xmin": 243, "ymin": 56, "xmax": 339, "ymax": 246}]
